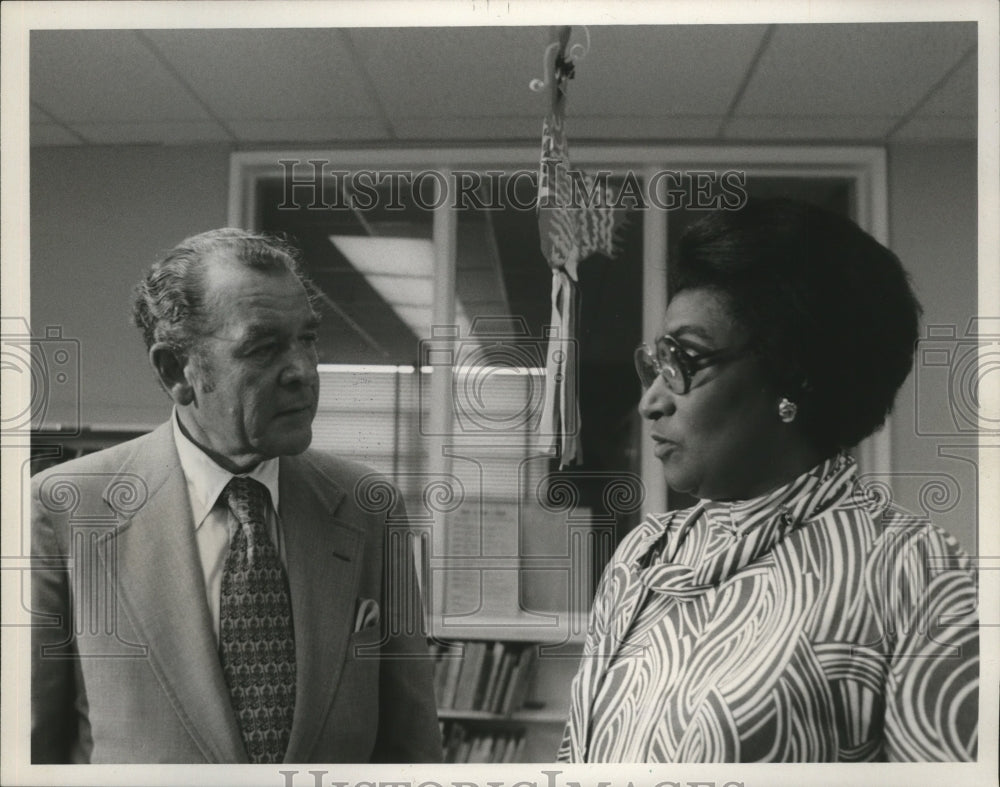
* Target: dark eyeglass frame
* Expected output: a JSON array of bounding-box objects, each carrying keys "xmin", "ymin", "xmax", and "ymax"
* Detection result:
[{"xmin": 633, "ymin": 335, "xmax": 746, "ymax": 394}]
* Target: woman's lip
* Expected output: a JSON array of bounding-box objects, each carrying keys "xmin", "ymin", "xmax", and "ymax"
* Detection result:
[
  {"xmin": 651, "ymin": 435, "xmax": 677, "ymax": 457},
  {"xmin": 653, "ymin": 441, "xmax": 676, "ymax": 458}
]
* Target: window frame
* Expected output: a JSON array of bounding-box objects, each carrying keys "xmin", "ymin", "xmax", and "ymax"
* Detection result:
[{"xmin": 230, "ymin": 145, "xmax": 890, "ymax": 516}]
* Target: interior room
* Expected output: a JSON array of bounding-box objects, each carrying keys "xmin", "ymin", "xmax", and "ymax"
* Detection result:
[{"xmin": 20, "ymin": 16, "xmax": 984, "ymax": 765}]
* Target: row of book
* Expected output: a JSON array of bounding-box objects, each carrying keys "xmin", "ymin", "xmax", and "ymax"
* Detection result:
[
  {"xmin": 441, "ymin": 720, "xmax": 526, "ymax": 763},
  {"xmin": 430, "ymin": 640, "xmax": 539, "ymax": 714}
]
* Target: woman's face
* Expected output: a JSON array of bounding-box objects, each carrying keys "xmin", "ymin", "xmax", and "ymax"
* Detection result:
[{"xmin": 638, "ymin": 287, "xmax": 795, "ymax": 501}]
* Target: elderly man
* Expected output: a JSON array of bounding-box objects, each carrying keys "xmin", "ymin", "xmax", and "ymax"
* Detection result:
[{"xmin": 31, "ymin": 228, "xmax": 442, "ymax": 764}]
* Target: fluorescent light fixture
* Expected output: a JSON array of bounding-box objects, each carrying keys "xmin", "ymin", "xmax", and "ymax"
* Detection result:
[
  {"xmin": 330, "ymin": 235, "xmax": 472, "ymax": 341},
  {"xmin": 330, "ymin": 236, "xmax": 434, "ymax": 278},
  {"xmin": 364, "ymin": 275, "xmax": 434, "ymax": 305}
]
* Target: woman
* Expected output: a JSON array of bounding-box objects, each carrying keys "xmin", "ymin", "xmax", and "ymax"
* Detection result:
[{"xmin": 558, "ymin": 198, "xmax": 978, "ymax": 762}]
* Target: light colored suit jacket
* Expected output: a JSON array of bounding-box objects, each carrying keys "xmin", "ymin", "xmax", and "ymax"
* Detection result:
[{"xmin": 31, "ymin": 422, "xmax": 442, "ymax": 763}]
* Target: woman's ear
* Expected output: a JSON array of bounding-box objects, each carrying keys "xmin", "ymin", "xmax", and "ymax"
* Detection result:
[{"xmin": 150, "ymin": 342, "xmax": 194, "ymax": 405}]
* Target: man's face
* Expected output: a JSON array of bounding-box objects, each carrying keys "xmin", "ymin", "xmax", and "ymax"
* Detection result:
[{"xmin": 178, "ymin": 254, "xmax": 320, "ymax": 470}]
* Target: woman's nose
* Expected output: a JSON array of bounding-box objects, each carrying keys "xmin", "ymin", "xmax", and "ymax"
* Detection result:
[{"xmin": 638, "ymin": 376, "xmax": 675, "ymax": 420}]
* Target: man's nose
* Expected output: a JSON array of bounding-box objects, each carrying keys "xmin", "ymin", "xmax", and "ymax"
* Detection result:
[
  {"xmin": 637, "ymin": 375, "xmax": 675, "ymax": 420},
  {"xmin": 280, "ymin": 344, "xmax": 319, "ymax": 387}
]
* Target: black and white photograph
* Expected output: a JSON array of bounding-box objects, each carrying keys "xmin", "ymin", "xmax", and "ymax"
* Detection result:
[{"xmin": 1, "ymin": 1, "xmax": 997, "ymax": 786}]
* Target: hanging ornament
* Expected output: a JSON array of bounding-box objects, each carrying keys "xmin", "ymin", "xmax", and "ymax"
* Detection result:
[{"xmin": 534, "ymin": 26, "xmax": 626, "ymax": 468}]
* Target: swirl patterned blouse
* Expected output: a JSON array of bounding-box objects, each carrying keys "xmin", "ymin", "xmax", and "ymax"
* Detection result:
[{"xmin": 558, "ymin": 454, "xmax": 978, "ymax": 762}]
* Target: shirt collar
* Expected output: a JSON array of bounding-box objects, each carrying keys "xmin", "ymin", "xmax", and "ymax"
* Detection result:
[
  {"xmin": 699, "ymin": 451, "xmax": 856, "ymax": 536},
  {"xmin": 171, "ymin": 409, "xmax": 281, "ymax": 529},
  {"xmin": 632, "ymin": 452, "xmax": 859, "ymax": 566}
]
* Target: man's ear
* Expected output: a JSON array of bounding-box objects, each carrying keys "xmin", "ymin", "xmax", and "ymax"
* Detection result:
[{"xmin": 150, "ymin": 342, "xmax": 195, "ymax": 405}]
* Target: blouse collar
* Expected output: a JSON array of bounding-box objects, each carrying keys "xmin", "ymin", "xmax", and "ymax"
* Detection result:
[
  {"xmin": 633, "ymin": 452, "xmax": 860, "ymax": 597},
  {"xmin": 699, "ymin": 451, "xmax": 857, "ymax": 537}
]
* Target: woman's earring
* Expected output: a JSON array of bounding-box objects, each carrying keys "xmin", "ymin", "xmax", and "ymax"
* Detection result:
[{"xmin": 778, "ymin": 397, "xmax": 798, "ymax": 423}]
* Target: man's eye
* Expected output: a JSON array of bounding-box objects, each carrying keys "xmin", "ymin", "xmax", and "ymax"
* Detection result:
[{"xmin": 301, "ymin": 332, "xmax": 318, "ymax": 345}]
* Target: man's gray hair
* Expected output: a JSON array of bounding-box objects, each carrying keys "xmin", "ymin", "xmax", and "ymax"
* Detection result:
[{"xmin": 132, "ymin": 228, "xmax": 312, "ymax": 354}]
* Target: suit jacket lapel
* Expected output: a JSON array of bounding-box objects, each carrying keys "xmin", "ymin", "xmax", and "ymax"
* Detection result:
[
  {"xmin": 278, "ymin": 453, "xmax": 362, "ymax": 763},
  {"xmin": 103, "ymin": 423, "xmax": 245, "ymax": 763}
]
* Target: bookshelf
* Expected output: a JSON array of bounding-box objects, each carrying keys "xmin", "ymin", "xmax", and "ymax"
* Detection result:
[{"xmin": 429, "ymin": 618, "xmax": 585, "ymax": 763}]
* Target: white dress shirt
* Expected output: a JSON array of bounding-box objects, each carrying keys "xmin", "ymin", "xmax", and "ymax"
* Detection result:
[{"xmin": 171, "ymin": 411, "xmax": 286, "ymax": 644}]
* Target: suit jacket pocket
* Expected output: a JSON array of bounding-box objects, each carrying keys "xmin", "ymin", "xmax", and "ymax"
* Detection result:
[{"xmin": 347, "ymin": 621, "xmax": 384, "ymax": 658}]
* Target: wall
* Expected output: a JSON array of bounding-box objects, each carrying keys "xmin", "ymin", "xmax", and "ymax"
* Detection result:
[
  {"xmin": 28, "ymin": 141, "xmax": 980, "ymax": 553},
  {"xmin": 886, "ymin": 142, "xmax": 979, "ymax": 552},
  {"xmin": 30, "ymin": 145, "xmax": 230, "ymax": 427}
]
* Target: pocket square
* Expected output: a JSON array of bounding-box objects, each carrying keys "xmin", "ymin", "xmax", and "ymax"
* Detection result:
[{"xmin": 354, "ymin": 597, "xmax": 380, "ymax": 632}]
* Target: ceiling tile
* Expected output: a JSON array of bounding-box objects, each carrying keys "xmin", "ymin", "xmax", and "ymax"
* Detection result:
[
  {"xmin": 914, "ymin": 52, "xmax": 977, "ymax": 118},
  {"xmin": 350, "ymin": 27, "xmax": 548, "ymax": 118},
  {"xmin": 738, "ymin": 22, "xmax": 976, "ymax": 118},
  {"xmin": 228, "ymin": 117, "xmax": 388, "ymax": 143},
  {"xmin": 570, "ymin": 115, "xmax": 722, "ymax": 140},
  {"xmin": 65, "ymin": 120, "xmax": 232, "ymax": 145},
  {"xmin": 568, "ymin": 25, "xmax": 770, "ymax": 116},
  {"xmin": 890, "ymin": 116, "xmax": 977, "ymax": 141},
  {"xmin": 27, "ymin": 24, "xmax": 983, "ymax": 148},
  {"xmin": 143, "ymin": 29, "xmax": 379, "ymax": 122},
  {"xmin": 393, "ymin": 115, "xmax": 538, "ymax": 140},
  {"xmin": 724, "ymin": 115, "xmax": 895, "ymax": 141},
  {"xmin": 30, "ymin": 124, "xmax": 84, "ymax": 146},
  {"xmin": 30, "ymin": 103, "xmax": 55, "ymax": 124},
  {"xmin": 30, "ymin": 30, "xmax": 211, "ymax": 123}
]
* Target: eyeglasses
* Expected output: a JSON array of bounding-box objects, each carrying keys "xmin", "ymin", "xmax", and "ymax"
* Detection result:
[{"xmin": 633, "ymin": 335, "xmax": 746, "ymax": 395}]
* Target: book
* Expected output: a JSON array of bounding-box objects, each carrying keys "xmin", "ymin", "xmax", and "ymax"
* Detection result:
[
  {"xmin": 477, "ymin": 641, "xmax": 506, "ymax": 711},
  {"xmin": 430, "ymin": 644, "xmax": 446, "ymax": 706},
  {"xmin": 500, "ymin": 644, "xmax": 538, "ymax": 714},
  {"xmin": 512, "ymin": 734, "xmax": 527, "ymax": 762},
  {"xmin": 440, "ymin": 646, "xmax": 464, "ymax": 708},
  {"xmin": 472, "ymin": 641, "xmax": 499, "ymax": 710},
  {"xmin": 501, "ymin": 732, "xmax": 521, "ymax": 763},
  {"xmin": 468, "ymin": 731, "xmax": 491, "ymax": 763},
  {"xmin": 453, "ymin": 641, "xmax": 487, "ymax": 710},
  {"xmin": 492, "ymin": 731, "xmax": 514, "ymax": 763},
  {"xmin": 443, "ymin": 721, "xmax": 467, "ymax": 762}
]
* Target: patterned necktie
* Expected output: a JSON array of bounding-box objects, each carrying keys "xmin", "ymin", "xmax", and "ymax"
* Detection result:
[{"xmin": 219, "ymin": 476, "xmax": 296, "ymax": 764}]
